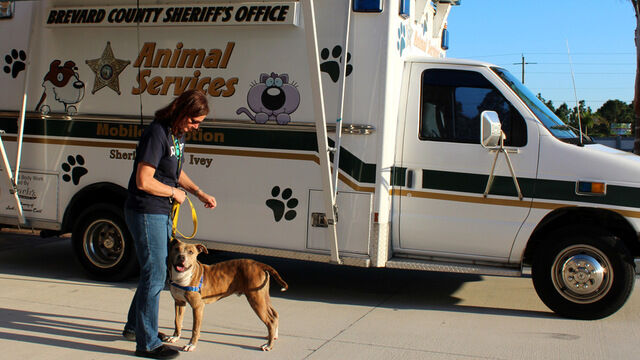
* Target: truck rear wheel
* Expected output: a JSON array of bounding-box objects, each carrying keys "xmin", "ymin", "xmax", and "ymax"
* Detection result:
[
  {"xmin": 72, "ymin": 204, "xmax": 138, "ymax": 281},
  {"xmin": 531, "ymin": 227, "xmax": 634, "ymax": 320}
]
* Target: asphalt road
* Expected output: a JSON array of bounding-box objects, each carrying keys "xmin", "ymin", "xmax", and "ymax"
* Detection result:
[{"xmin": 1, "ymin": 230, "xmax": 639, "ymax": 359}]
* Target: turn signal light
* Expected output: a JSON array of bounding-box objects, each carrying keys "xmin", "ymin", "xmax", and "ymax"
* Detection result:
[{"xmin": 577, "ymin": 181, "xmax": 606, "ymax": 195}]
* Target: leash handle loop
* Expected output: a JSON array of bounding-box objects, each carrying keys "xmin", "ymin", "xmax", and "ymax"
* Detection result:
[{"xmin": 171, "ymin": 195, "xmax": 198, "ymax": 240}]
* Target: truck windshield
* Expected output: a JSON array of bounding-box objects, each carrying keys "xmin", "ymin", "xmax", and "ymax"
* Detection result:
[{"xmin": 491, "ymin": 67, "xmax": 588, "ymax": 144}]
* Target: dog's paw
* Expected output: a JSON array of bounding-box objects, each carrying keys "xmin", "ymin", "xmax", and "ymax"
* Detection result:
[
  {"xmin": 183, "ymin": 343, "xmax": 197, "ymax": 352},
  {"xmin": 166, "ymin": 336, "xmax": 180, "ymax": 343},
  {"xmin": 260, "ymin": 343, "xmax": 272, "ymax": 351}
]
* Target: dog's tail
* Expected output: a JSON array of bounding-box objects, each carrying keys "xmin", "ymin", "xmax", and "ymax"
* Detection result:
[{"xmin": 258, "ymin": 263, "xmax": 288, "ymax": 292}]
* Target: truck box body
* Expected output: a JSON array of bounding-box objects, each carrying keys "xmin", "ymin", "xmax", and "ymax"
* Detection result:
[{"xmin": 1, "ymin": 0, "xmax": 640, "ymax": 319}]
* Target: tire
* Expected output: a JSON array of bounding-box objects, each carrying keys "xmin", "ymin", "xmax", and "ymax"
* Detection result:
[
  {"xmin": 72, "ymin": 203, "xmax": 138, "ymax": 281},
  {"xmin": 532, "ymin": 226, "xmax": 635, "ymax": 320}
]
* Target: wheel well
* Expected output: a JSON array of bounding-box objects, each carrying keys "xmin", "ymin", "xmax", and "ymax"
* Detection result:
[
  {"xmin": 523, "ymin": 207, "xmax": 640, "ymax": 266},
  {"xmin": 61, "ymin": 182, "xmax": 127, "ymax": 234}
]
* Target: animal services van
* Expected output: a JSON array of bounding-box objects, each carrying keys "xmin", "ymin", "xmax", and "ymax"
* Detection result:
[{"xmin": 1, "ymin": 0, "xmax": 640, "ymax": 320}]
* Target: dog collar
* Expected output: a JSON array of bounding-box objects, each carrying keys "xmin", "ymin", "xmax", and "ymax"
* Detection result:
[{"xmin": 170, "ymin": 275, "xmax": 203, "ymax": 293}]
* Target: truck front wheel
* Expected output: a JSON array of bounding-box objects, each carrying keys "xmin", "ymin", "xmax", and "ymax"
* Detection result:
[
  {"xmin": 532, "ymin": 227, "xmax": 634, "ymax": 320},
  {"xmin": 72, "ymin": 204, "xmax": 138, "ymax": 281}
]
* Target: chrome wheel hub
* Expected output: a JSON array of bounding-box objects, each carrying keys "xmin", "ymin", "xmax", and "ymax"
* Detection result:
[
  {"xmin": 83, "ymin": 219, "xmax": 125, "ymax": 269},
  {"xmin": 560, "ymin": 254, "xmax": 605, "ymax": 294},
  {"xmin": 552, "ymin": 245, "xmax": 612, "ymax": 304}
]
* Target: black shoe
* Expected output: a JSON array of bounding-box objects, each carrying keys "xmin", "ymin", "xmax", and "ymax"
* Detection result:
[{"xmin": 135, "ymin": 345, "xmax": 179, "ymax": 359}]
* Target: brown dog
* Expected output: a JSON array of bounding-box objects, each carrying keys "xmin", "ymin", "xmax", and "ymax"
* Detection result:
[{"xmin": 167, "ymin": 239, "xmax": 288, "ymax": 352}]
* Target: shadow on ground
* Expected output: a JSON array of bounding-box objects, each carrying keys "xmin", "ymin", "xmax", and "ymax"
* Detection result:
[
  {"xmin": 0, "ymin": 231, "xmax": 554, "ymax": 320},
  {"xmin": 0, "ymin": 308, "xmax": 134, "ymax": 356},
  {"xmin": 198, "ymin": 248, "xmax": 554, "ymax": 319}
]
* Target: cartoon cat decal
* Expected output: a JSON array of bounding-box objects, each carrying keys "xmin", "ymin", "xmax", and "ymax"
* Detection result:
[{"xmin": 236, "ymin": 72, "xmax": 300, "ymax": 125}]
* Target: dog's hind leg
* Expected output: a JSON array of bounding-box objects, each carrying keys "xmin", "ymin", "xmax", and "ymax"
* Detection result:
[
  {"xmin": 268, "ymin": 305, "xmax": 279, "ymax": 339},
  {"xmin": 246, "ymin": 291, "xmax": 278, "ymax": 351},
  {"xmin": 168, "ymin": 301, "xmax": 186, "ymax": 343}
]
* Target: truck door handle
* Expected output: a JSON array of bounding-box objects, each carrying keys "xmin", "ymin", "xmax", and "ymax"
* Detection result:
[{"xmin": 406, "ymin": 169, "xmax": 414, "ymax": 188}]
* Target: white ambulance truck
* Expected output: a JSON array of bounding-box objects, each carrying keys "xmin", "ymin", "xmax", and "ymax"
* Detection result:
[{"xmin": 1, "ymin": 0, "xmax": 639, "ymax": 320}]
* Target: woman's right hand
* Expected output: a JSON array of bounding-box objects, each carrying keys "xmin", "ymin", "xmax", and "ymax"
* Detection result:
[{"xmin": 172, "ymin": 187, "xmax": 186, "ymax": 204}]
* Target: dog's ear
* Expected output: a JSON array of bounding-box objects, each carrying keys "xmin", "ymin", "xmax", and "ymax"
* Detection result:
[
  {"xmin": 196, "ymin": 244, "xmax": 208, "ymax": 254},
  {"xmin": 169, "ymin": 238, "xmax": 179, "ymax": 250}
]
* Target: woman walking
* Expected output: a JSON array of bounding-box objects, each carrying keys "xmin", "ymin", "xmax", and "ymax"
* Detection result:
[{"xmin": 122, "ymin": 90, "xmax": 216, "ymax": 359}]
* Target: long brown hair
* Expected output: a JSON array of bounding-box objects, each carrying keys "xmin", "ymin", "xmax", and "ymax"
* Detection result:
[{"xmin": 155, "ymin": 89, "xmax": 209, "ymax": 131}]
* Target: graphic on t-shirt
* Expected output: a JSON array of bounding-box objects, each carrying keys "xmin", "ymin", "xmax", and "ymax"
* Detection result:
[
  {"xmin": 266, "ymin": 186, "xmax": 298, "ymax": 222},
  {"xmin": 61, "ymin": 155, "xmax": 88, "ymax": 185},
  {"xmin": 170, "ymin": 137, "xmax": 184, "ymax": 160}
]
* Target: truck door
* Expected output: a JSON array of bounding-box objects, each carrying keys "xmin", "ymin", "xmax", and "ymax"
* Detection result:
[{"xmin": 394, "ymin": 64, "xmax": 539, "ymax": 261}]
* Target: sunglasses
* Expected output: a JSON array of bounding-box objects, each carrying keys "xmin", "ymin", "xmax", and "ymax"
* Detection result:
[{"xmin": 187, "ymin": 117, "xmax": 204, "ymax": 125}]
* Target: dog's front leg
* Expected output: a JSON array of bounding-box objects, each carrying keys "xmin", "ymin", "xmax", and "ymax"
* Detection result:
[
  {"xmin": 183, "ymin": 302, "xmax": 204, "ymax": 352},
  {"xmin": 167, "ymin": 301, "xmax": 186, "ymax": 343}
]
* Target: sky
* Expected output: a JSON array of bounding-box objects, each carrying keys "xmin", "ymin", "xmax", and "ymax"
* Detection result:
[{"xmin": 446, "ymin": 0, "xmax": 636, "ymax": 112}]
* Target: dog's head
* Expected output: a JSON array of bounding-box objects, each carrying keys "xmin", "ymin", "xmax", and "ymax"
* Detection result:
[{"xmin": 169, "ymin": 239, "xmax": 208, "ymax": 273}]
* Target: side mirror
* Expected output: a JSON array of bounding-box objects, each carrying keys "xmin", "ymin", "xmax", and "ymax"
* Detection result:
[{"xmin": 480, "ymin": 110, "xmax": 502, "ymax": 148}]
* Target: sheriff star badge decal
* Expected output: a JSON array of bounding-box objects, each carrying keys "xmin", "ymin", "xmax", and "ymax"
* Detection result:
[{"xmin": 86, "ymin": 41, "xmax": 130, "ymax": 95}]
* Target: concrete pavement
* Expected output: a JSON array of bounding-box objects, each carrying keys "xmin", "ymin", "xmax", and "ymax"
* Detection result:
[{"xmin": 1, "ymin": 230, "xmax": 639, "ymax": 359}]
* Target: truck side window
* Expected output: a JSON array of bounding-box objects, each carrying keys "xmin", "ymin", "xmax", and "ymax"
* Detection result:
[{"xmin": 419, "ymin": 69, "xmax": 527, "ymax": 147}]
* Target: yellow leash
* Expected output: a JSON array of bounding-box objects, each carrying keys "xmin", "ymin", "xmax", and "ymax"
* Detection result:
[{"xmin": 171, "ymin": 195, "xmax": 198, "ymax": 240}]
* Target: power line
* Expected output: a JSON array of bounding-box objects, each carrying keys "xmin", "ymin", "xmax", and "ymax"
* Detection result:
[
  {"xmin": 539, "ymin": 87, "xmax": 632, "ymax": 90},
  {"xmin": 532, "ymin": 62, "xmax": 634, "ymax": 65},
  {"xmin": 456, "ymin": 51, "xmax": 635, "ymax": 58},
  {"xmin": 513, "ymin": 54, "xmax": 537, "ymax": 84},
  {"xmin": 526, "ymin": 71, "xmax": 634, "ymax": 74}
]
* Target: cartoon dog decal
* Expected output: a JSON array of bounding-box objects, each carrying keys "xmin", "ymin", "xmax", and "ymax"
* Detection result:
[
  {"xmin": 236, "ymin": 72, "xmax": 300, "ymax": 125},
  {"xmin": 35, "ymin": 60, "xmax": 85, "ymax": 115}
]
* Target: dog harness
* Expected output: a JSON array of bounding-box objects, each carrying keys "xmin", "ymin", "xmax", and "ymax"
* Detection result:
[{"xmin": 170, "ymin": 275, "xmax": 204, "ymax": 293}]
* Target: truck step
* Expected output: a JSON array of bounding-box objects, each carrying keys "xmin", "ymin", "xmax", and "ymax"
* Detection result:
[{"xmin": 385, "ymin": 258, "xmax": 521, "ymax": 277}]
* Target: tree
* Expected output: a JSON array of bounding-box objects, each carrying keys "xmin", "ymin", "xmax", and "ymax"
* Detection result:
[
  {"xmin": 555, "ymin": 103, "xmax": 571, "ymax": 122},
  {"xmin": 632, "ymin": 0, "xmax": 640, "ymax": 153},
  {"xmin": 537, "ymin": 93, "xmax": 556, "ymax": 112},
  {"xmin": 538, "ymin": 93, "xmax": 571, "ymax": 121},
  {"xmin": 596, "ymin": 99, "xmax": 634, "ymax": 124},
  {"xmin": 537, "ymin": 94, "xmax": 635, "ymax": 136},
  {"xmin": 568, "ymin": 100, "xmax": 595, "ymax": 135}
]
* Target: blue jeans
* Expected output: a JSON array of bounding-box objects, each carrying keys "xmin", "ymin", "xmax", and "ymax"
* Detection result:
[{"xmin": 124, "ymin": 208, "xmax": 171, "ymax": 351}]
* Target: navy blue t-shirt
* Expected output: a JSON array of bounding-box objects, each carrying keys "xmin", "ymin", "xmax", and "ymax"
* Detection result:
[{"xmin": 125, "ymin": 120, "xmax": 184, "ymax": 214}]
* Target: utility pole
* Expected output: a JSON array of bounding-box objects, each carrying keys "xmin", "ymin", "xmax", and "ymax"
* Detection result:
[{"xmin": 513, "ymin": 54, "xmax": 537, "ymax": 84}]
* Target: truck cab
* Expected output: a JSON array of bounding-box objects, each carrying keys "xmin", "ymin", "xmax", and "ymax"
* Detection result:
[{"xmin": 392, "ymin": 57, "xmax": 640, "ymax": 319}]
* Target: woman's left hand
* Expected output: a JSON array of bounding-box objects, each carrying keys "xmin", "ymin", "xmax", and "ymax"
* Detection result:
[{"xmin": 196, "ymin": 190, "xmax": 217, "ymax": 209}]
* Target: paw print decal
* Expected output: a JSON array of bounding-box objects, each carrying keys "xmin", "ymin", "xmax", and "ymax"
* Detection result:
[
  {"xmin": 266, "ymin": 186, "xmax": 298, "ymax": 222},
  {"xmin": 319, "ymin": 45, "xmax": 353, "ymax": 83},
  {"xmin": 61, "ymin": 155, "xmax": 88, "ymax": 185},
  {"xmin": 397, "ymin": 23, "xmax": 407, "ymax": 57},
  {"xmin": 3, "ymin": 49, "xmax": 26, "ymax": 78}
]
